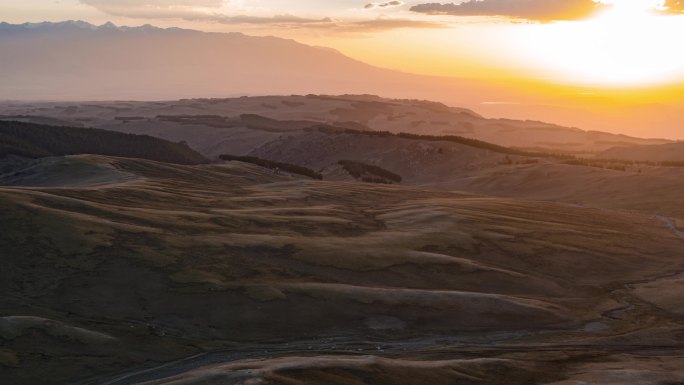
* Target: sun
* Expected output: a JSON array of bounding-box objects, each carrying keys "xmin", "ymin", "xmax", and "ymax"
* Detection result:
[{"xmin": 504, "ymin": 0, "xmax": 684, "ymax": 87}]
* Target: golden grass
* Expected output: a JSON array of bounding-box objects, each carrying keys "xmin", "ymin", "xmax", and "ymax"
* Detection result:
[{"xmin": 3, "ymin": 155, "xmax": 684, "ymax": 385}]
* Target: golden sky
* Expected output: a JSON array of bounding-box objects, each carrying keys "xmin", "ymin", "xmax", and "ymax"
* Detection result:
[
  {"xmin": 3, "ymin": 0, "xmax": 684, "ymax": 138},
  {"xmin": 3, "ymin": 0, "xmax": 684, "ymax": 91}
]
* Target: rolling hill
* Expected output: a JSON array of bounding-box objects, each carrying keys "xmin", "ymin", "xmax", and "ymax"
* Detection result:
[
  {"xmin": 0, "ymin": 95, "xmax": 670, "ymax": 155},
  {"xmin": 2, "ymin": 102, "xmax": 684, "ymax": 384},
  {"xmin": 2, "ymin": 154, "xmax": 684, "ymax": 384},
  {"xmin": 598, "ymin": 141, "xmax": 684, "ymax": 162}
]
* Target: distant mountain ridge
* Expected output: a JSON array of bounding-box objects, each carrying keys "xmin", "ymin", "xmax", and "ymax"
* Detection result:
[
  {"xmin": 0, "ymin": 20, "xmax": 181, "ymax": 33},
  {"xmin": 0, "ymin": 20, "xmax": 524, "ymax": 105},
  {"xmin": 0, "ymin": 20, "xmax": 380, "ymax": 100}
]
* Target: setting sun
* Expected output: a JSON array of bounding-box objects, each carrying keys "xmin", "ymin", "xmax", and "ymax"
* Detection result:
[{"xmin": 506, "ymin": 0, "xmax": 684, "ymax": 86}]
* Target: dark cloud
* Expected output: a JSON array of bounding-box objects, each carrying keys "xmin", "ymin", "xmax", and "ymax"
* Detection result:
[
  {"xmin": 410, "ymin": 0, "xmax": 605, "ymax": 21},
  {"xmin": 365, "ymin": 1, "xmax": 404, "ymax": 9}
]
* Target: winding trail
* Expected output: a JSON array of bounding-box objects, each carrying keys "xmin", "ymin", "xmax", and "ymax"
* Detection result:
[
  {"xmin": 656, "ymin": 215, "xmax": 684, "ymax": 239},
  {"xmin": 71, "ymin": 337, "xmax": 684, "ymax": 385}
]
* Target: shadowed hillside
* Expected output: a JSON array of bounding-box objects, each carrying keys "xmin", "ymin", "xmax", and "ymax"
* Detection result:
[
  {"xmin": 0, "ymin": 121, "xmax": 208, "ymax": 165},
  {"xmin": 2, "ymin": 155, "xmax": 684, "ymax": 384}
]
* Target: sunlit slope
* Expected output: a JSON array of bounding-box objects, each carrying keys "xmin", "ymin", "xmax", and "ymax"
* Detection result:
[
  {"xmin": 2, "ymin": 155, "xmax": 684, "ymax": 384},
  {"xmin": 443, "ymin": 162, "xmax": 684, "ymax": 217}
]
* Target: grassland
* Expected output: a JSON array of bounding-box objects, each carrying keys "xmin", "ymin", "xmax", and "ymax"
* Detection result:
[{"xmin": 2, "ymin": 155, "xmax": 684, "ymax": 384}]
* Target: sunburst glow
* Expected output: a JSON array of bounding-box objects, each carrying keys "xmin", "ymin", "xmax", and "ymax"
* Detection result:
[{"xmin": 505, "ymin": 0, "xmax": 684, "ymax": 86}]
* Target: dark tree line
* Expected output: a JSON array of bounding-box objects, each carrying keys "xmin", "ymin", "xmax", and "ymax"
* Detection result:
[
  {"xmin": 219, "ymin": 154, "xmax": 323, "ymax": 180},
  {"xmin": 338, "ymin": 160, "xmax": 402, "ymax": 184},
  {"xmin": 310, "ymin": 125, "xmax": 567, "ymax": 159},
  {"xmin": 0, "ymin": 121, "xmax": 208, "ymax": 165}
]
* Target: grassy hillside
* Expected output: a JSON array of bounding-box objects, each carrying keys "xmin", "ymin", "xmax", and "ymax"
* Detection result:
[
  {"xmin": 0, "ymin": 121, "xmax": 208, "ymax": 165},
  {"xmin": 2, "ymin": 155, "xmax": 684, "ymax": 384}
]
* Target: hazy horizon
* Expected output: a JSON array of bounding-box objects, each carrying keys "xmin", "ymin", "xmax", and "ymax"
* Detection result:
[
  {"xmin": 2, "ymin": 0, "xmax": 684, "ymax": 139},
  {"xmin": 2, "ymin": 18, "xmax": 684, "ymax": 140}
]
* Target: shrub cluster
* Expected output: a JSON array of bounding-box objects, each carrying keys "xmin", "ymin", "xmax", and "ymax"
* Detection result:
[
  {"xmin": 338, "ymin": 160, "xmax": 402, "ymax": 183},
  {"xmin": 219, "ymin": 154, "xmax": 323, "ymax": 180}
]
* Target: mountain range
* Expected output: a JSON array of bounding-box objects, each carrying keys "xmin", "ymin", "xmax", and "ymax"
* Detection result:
[
  {"xmin": 0, "ymin": 21, "xmax": 483, "ymax": 101},
  {"xmin": 2, "ymin": 20, "xmax": 683, "ymax": 139}
]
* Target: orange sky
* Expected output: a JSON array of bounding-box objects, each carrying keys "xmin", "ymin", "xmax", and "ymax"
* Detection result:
[
  {"xmin": 5, "ymin": 1, "xmax": 684, "ymax": 93},
  {"xmin": 3, "ymin": 0, "xmax": 684, "ymax": 138}
]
